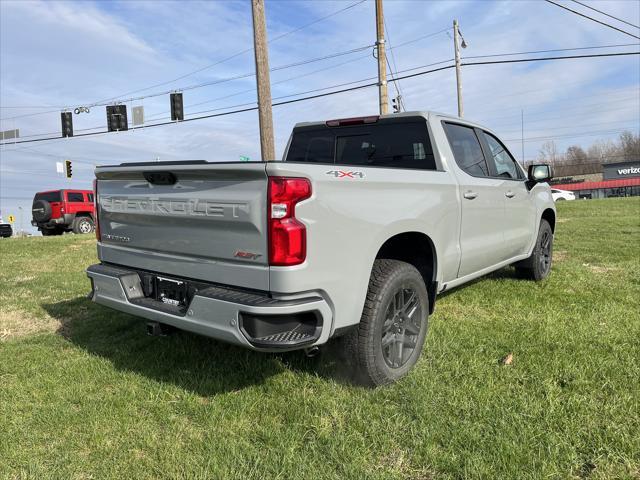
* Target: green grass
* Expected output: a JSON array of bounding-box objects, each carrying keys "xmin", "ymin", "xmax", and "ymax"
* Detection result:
[{"xmin": 1, "ymin": 198, "xmax": 639, "ymax": 479}]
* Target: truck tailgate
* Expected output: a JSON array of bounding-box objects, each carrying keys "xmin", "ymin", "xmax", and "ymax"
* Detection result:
[{"xmin": 95, "ymin": 162, "xmax": 270, "ymax": 291}]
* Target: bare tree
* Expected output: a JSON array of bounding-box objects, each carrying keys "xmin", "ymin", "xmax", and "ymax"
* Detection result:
[
  {"xmin": 538, "ymin": 140, "xmax": 562, "ymax": 165},
  {"xmin": 619, "ymin": 131, "xmax": 640, "ymax": 161}
]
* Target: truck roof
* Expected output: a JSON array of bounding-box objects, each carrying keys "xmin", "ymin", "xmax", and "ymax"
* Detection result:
[
  {"xmin": 37, "ymin": 189, "xmax": 93, "ymax": 194},
  {"xmin": 291, "ymin": 110, "xmax": 498, "ymax": 137}
]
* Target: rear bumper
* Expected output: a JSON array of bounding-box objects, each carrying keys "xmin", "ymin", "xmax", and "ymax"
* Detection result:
[
  {"xmin": 32, "ymin": 213, "xmax": 74, "ymax": 229},
  {"xmin": 86, "ymin": 263, "xmax": 333, "ymax": 351}
]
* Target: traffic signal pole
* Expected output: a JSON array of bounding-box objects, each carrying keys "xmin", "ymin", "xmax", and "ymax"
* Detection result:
[
  {"xmin": 251, "ymin": 0, "xmax": 276, "ymax": 161},
  {"xmin": 375, "ymin": 0, "xmax": 389, "ymax": 115}
]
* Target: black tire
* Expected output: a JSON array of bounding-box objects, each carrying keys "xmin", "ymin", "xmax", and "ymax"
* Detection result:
[
  {"xmin": 344, "ymin": 259, "xmax": 429, "ymax": 387},
  {"xmin": 515, "ymin": 219, "xmax": 553, "ymax": 281},
  {"xmin": 556, "ymin": 198, "xmax": 566, "ymax": 201},
  {"xmin": 32, "ymin": 200, "xmax": 52, "ymax": 223},
  {"xmin": 73, "ymin": 216, "xmax": 94, "ymax": 234}
]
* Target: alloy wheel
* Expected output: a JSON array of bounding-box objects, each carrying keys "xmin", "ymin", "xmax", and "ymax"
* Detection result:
[
  {"xmin": 381, "ymin": 286, "xmax": 422, "ymax": 369},
  {"xmin": 539, "ymin": 230, "xmax": 552, "ymax": 275}
]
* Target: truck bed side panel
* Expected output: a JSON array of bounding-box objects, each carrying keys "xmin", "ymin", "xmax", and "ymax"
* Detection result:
[{"xmin": 266, "ymin": 162, "xmax": 461, "ymax": 333}]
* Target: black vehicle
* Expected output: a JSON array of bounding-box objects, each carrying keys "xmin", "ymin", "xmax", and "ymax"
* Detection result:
[{"xmin": 0, "ymin": 218, "xmax": 13, "ymax": 238}]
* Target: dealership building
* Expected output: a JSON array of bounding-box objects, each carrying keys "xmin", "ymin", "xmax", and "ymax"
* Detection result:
[{"xmin": 552, "ymin": 160, "xmax": 640, "ymax": 199}]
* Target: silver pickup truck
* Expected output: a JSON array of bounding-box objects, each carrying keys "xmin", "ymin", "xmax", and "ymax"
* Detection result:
[{"xmin": 87, "ymin": 111, "xmax": 555, "ymax": 385}]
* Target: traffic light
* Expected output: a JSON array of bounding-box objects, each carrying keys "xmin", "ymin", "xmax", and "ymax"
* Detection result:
[
  {"xmin": 170, "ymin": 93, "xmax": 184, "ymax": 121},
  {"xmin": 61, "ymin": 112, "xmax": 73, "ymax": 137},
  {"xmin": 392, "ymin": 96, "xmax": 402, "ymax": 113},
  {"xmin": 106, "ymin": 105, "xmax": 128, "ymax": 132},
  {"xmin": 64, "ymin": 159, "xmax": 72, "ymax": 179}
]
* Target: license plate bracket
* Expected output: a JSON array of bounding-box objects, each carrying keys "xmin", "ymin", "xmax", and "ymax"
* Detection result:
[{"xmin": 155, "ymin": 276, "xmax": 187, "ymax": 307}]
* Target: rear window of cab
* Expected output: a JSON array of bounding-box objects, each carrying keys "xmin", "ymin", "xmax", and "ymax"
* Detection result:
[
  {"xmin": 286, "ymin": 119, "xmax": 437, "ymax": 170},
  {"xmin": 34, "ymin": 191, "xmax": 62, "ymax": 203}
]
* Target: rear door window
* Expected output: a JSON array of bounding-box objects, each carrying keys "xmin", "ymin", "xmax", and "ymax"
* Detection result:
[
  {"xmin": 286, "ymin": 119, "xmax": 436, "ymax": 170},
  {"xmin": 87, "ymin": 193, "xmax": 94, "ymax": 202},
  {"xmin": 67, "ymin": 192, "xmax": 84, "ymax": 202},
  {"xmin": 443, "ymin": 123, "xmax": 489, "ymax": 177}
]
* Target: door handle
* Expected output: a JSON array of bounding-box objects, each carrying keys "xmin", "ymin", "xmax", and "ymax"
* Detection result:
[
  {"xmin": 505, "ymin": 191, "xmax": 516, "ymax": 198},
  {"xmin": 463, "ymin": 191, "xmax": 478, "ymax": 200}
]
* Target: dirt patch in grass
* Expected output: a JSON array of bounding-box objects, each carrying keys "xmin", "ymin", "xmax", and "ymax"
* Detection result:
[
  {"xmin": 0, "ymin": 308, "xmax": 59, "ymax": 341},
  {"xmin": 65, "ymin": 239, "xmax": 96, "ymax": 251},
  {"xmin": 583, "ymin": 264, "xmax": 621, "ymax": 275},
  {"xmin": 554, "ymin": 250, "xmax": 568, "ymax": 262}
]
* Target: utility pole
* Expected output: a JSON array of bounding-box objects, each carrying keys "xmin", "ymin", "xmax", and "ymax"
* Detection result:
[
  {"xmin": 251, "ymin": 0, "xmax": 276, "ymax": 161},
  {"xmin": 375, "ymin": 0, "xmax": 389, "ymax": 115},
  {"xmin": 521, "ymin": 109, "xmax": 525, "ymax": 164},
  {"xmin": 453, "ymin": 19, "xmax": 463, "ymax": 117}
]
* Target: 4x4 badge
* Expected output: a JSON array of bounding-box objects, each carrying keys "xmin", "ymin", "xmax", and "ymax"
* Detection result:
[{"xmin": 325, "ymin": 170, "xmax": 364, "ymax": 179}]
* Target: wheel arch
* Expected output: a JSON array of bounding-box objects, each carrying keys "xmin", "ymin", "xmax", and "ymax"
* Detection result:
[
  {"xmin": 374, "ymin": 231, "xmax": 438, "ymax": 313},
  {"xmin": 541, "ymin": 208, "xmax": 556, "ymax": 233}
]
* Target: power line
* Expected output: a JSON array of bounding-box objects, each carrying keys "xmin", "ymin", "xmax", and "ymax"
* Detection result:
[
  {"xmin": 504, "ymin": 127, "xmax": 637, "ymax": 143},
  {"xmin": 0, "ymin": 1, "xmax": 370, "ymax": 122},
  {"xmin": 4, "ymin": 38, "xmax": 630, "ymax": 124},
  {"xmin": 3, "ymin": 49, "xmax": 638, "ymax": 146},
  {"xmin": 1, "ymin": 145, "xmax": 100, "ymax": 165},
  {"xmin": 569, "ymin": 0, "xmax": 640, "ymax": 30},
  {"xmin": 544, "ymin": 0, "xmax": 640, "ymax": 40},
  {"xmin": 0, "ymin": 44, "xmax": 373, "ymax": 122},
  {"xmin": 1, "ymin": 27, "xmax": 453, "ymax": 123},
  {"xmin": 86, "ymin": 0, "xmax": 368, "ymax": 107},
  {"xmin": 384, "ymin": 18, "xmax": 406, "ymax": 110},
  {"xmin": 502, "ymin": 117, "xmax": 639, "ymax": 132},
  {"xmin": 463, "ymin": 42, "xmax": 639, "ymax": 60},
  {"xmin": 142, "ymin": 46, "xmax": 640, "ymax": 123},
  {"xmin": 461, "ymin": 50, "xmax": 640, "ymax": 67}
]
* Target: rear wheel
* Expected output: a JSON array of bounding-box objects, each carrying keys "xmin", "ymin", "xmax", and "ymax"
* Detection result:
[
  {"xmin": 73, "ymin": 216, "xmax": 94, "ymax": 234},
  {"xmin": 515, "ymin": 219, "xmax": 553, "ymax": 281},
  {"xmin": 344, "ymin": 259, "xmax": 429, "ymax": 387}
]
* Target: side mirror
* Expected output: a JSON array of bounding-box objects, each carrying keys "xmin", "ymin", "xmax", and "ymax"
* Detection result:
[{"xmin": 528, "ymin": 164, "xmax": 553, "ymax": 183}]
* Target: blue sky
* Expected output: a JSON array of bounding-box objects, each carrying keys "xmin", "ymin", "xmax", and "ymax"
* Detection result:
[{"xmin": 1, "ymin": 0, "xmax": 639, "ymax": 232}]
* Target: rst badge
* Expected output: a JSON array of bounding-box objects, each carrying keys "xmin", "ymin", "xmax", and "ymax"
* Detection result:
[
  {"xmin": 325, "ymin": 170, "xmax": 364, "ymax": 179},
  {"xmin": 234, "ymin": 250, "xmax": 262, "ymax": 260}
]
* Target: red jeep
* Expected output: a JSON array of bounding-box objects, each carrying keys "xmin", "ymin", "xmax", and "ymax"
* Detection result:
[{"xmin": 31, "ymin": 189, "xmax": 95, "ymax": 236}]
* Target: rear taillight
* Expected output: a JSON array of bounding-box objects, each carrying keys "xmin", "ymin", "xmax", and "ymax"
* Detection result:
[
  {"xmin": 268, "ymin": 177, "xmax": 311, "ymax": 266},
  {"xmin": 93, "ymin": 179, "xmax": 100, "ymax": 241}
]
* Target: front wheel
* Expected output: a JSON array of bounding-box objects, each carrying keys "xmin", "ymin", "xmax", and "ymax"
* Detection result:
[
  {"xmin": 345, "ymin": 259, "xmax": 429, "ymax": 387},
  {"xmin": 515, "ymin": 219, "xmax": 553, "ymax": 281}
]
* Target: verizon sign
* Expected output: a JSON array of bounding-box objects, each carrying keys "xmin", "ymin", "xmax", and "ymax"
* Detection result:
[
  {"xmin": 617, "ymin": 166, "xmax": 640, "ymax": 176},
  {"xmin": 603, "ymin": 162, "xmax": 640, "ymax": 180}
]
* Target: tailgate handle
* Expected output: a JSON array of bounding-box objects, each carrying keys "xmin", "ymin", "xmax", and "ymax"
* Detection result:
[{"xmin": 143, "ymin": 172, "xmax": 176, "ymax": 185}]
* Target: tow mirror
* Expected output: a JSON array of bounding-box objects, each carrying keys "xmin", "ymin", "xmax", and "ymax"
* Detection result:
[{"xmin": 528, "ymin": 164, "xmax": 553, "ymax": 183}]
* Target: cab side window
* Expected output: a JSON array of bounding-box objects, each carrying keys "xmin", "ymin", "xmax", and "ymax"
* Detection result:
[
  {"xmin": 482, "ymin": 132, "xmax": 522, "ymax": 180},
  {"xmin": 67, "ymin": 192, "xmax": 84, "ymax": 202},
  {"xmin": 443, "ymin": 123, "xmax": 489, "ymax": 177}
]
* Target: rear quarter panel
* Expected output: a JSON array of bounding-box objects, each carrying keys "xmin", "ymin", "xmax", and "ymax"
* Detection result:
[{"xmin": 266, "ymin": 161, "xmax": 460, "ymax": 333}]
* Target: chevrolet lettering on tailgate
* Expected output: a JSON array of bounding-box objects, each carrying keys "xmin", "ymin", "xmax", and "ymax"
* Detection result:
[{"xmin": 101, "ymin": 196, "xmax": 249, "ymax": 219}]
